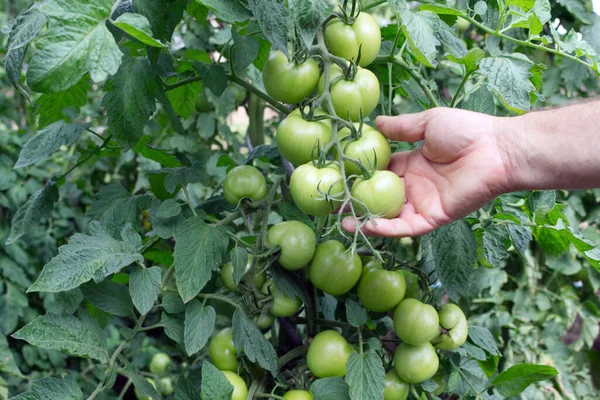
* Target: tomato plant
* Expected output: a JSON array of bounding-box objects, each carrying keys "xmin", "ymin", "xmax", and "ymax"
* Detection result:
[
  {"xmin": 290, "ymin": 163, "xmax": 344, "ymax": 216},
  {"xmin": 393, "ymin": 298, "xmax": 439, "ymax": 345},
  {"xmin": 309, "ymin": 240, "xmax": 363, "ymax": 296},
  {"xmin": 276, "ymin": 108, "xmax": 333, "ymax": 166}
]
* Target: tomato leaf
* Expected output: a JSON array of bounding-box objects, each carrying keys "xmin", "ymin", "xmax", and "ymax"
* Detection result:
[
  {"xmin": 81, "ymin": 280, "xmax": 134, "ymax": 317},
  {"xmin": 345, "ymin": 350, "xmax": 385, "ymax": 400},
  {"xmin": 311, "ymin": 377, "xmax": 350, "ymax": 400},
  {"xmin": 491, "ymin": 363, "xmax": 558, "ymax": 396},
  {"xmin": 184, "ymin": 300, "xmax": 216, "ymax": 356},
  {"xmin": 249, "ymin": 0, "xmax": 290, "ymax": 58},
  {"xmin": 9, "ymin": 375, "xmax": 82, "ymax": 400},
  {"xmin": 230, "ymin": 247, "xmax": 249, "ymax": 286},
  {"xmin": 129, "ymin": 266, "xmax": 162, "ymax": 315},
  {"xmin": 346, "ymin": 299, "xmax": 367, "ymax": 328},
  {"xmin": 194, "ymin": 0, "xmax": 251, "ymax": 23},
  {"xmin": 289, "ymin": 0, "xmax": 329, "ymax": 48},
  {"xmin": 201, "ymin": 361, "xmax": 234, "ymax": 400},
  {"xmin": 468, "ymin": 326, "xmax": 501, "ymax": 356},
  {"xmin": 0, "ymin": 335, "xmax": 23, "ymax": 377},
  {"xmin": 232, "ymin": 310, "xmax": 278, "ymax": 372},
  {"xmin": 113, "ymin": 12, "xmax": 165, "ymax": 47}
]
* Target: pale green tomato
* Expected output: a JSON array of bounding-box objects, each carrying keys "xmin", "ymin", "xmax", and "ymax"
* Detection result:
[
  {"xmin": 338, "ymin": 123, "xmax": 391, "ymax": 175},
  {"xmin": 393, "ymin": 299, "xmax": 439, "ymax": 345},
  {"xmin": 307, "ymin": 330, "xmax": 353, "ymax": 377},
  {"xmin": 384, "ymin": 370, "xmax": 409, "ymax": 400},
  {"xmin": 262, "ymin": 280, "xmax": 302, "ymax": 317},
  {"xmin": 223, "ymin": 165, "xmax": 267, "ymax": 205},
  {"xmin": 266, "ymin": 221, "xmax": 317, "ymax": 270},
  {"xmin": 220, "ymin": 255, "xmax": 267, "ymax": 292},
  {"xmin": 283, "ymin": 389, "xmax": 313, "ymax": 400},
  {"xmin": 290, "ymin": 163, "xmax": 344, "ymax": 216},
  {"xmin": 357, "ymin": 268, "xmax": 406, "ymax": 312},
  {"xmin": 222, "ymin": 371, "xmax": 248, "ymax": 400},
  {"xmin": 432, "ymin": 303, "xmax": 468, "ymax": 350},
  {"xmin": 209, "ymin": 328, "xmax": 239, "ymax": 372},
  {"xmin": 352, "ymin": 170, "xmax": 405, "ymax": 219},
  {"xmin": 149, "ymin": 352, "xmax": 171, "ymax": 374},
  {"xmin": 393, "ymin": 342, "xmax": 439, "ymax": 384},
  {"xmin": 309, "ymin": 240, "xmax": 363, "ymax": 296},
  {"xmin": 324, "ymin": 12, "xmax": 381, "ymax": 67},
  {"xmin": 262, "ymin": 51, "xmax": 320, "ymax": 104}
]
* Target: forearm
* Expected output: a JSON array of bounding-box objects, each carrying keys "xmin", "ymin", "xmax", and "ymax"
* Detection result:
[{"xmin": 496, "ymin": 100, "xmax": 600, "ymax": 192}]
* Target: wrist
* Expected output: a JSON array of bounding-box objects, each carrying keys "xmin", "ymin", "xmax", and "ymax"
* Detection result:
[{"xmin": 492, "ymin": 115, "xmax": 529, "ymax": 194}]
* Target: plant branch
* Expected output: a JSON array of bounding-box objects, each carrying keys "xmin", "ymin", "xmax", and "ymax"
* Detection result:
[
  {"xmin": 363, "ymin": 0, "xmax": 386, "ymax": 10},
  {"xmin": 451, "ymin": 72, "xmax": 470, "ymax": 108},
  {"xmin": 57, "ymin": 135, "xmax": 112, "ymax": 182}
]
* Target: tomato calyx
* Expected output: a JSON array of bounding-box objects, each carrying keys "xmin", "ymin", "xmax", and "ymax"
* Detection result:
[{"xmin": 337, "ymin": 0, "xmax": 362, "ymax": 22}]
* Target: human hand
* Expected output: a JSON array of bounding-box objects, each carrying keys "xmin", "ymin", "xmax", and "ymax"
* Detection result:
[{"xmin": 342, "ymin": 108, "xmax": 510, "ymax": 237}]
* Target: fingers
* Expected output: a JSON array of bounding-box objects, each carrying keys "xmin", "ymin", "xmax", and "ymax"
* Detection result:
[{"xmin": 375, "ymin": 110, "xmax": 433, "ymax": 142}]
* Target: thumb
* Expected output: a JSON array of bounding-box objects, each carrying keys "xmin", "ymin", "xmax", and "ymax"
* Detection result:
[{"xmin": 375, "ymin": 110, "xmax": 434, "ymax": 142}]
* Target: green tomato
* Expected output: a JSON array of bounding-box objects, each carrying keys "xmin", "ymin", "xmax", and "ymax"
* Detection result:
[
  {"xmin": 432, "ymin": 303, "xmax": 468, "ymax": 350},
  {"xmin": 456, "ymin": 17, "xmax": 471, "ymax": 33},
  {"xmin": 266, "ymin": 221, "xmax": 317, "ymax": 270},
  {"xmin": 262, "ymin": 280, "xmax": 302, "ymax": 317},
  {"xmin": 393, "ymin": 299, "xmax": 439, "ymax": 345},
  {"xmin": 352, "ymin": 170, "xmax": 405, "ymax": 219},
  {"xmin": 431, "ymin": 374, "xmax": 447, "ymax": 396},
  {"xmin": 338, "ymin": 123, "xmax": 391, "ymax": 175},
  {"xmin": 254, "ymin": 312, "xmax": 275, "ymax": 330},
  {"xmin": 403, "ymin": 271, "xmax": 422, "ymax": 300},
  {"xmin": 307, "ymin": 330, "xmax": 353, "ymax": 377},
  {"xmin": 357, "ymin": 268, "xmax": 406, "ymax": 312},
  {"xmin": 262, "ymin": 51, "xmax": 320, "ymax": 104},
  {"xmin": 220, "ymin": 255, "xmax": 266, "ymax": 292},
  {"xmin": 309, "ymin": 240, "xmax": 363, "ymax": 296},
  {"xmin": 393, "ymin": 342, "xmax": 439, "ymax": 384},
  {"xmin": 276, "ymin": 107, "xmax": 333, "ymax": 166},
  {"xmin": 324, "ymin": 12, "xmax": 381, "ymax": 67},
  {"xmin": 196, "ymin": 89, "xmax": 214, "ymax": 112},
  {"xmin": 223, "ymin": 165, "xmax": 268, "ymax": 206},
  {"xmin": 222, "ymin": 371, "xmax": 248, "ymax": 400},
  {"xmin": 209, "ymin": 328, "xmax": 239, "ymax": 372},
  {"xmin": 230, "ymin": 84, "xmax": 247, "ymax": 104},
  {"xmin": 384, "ymin": 370, "xmax": 409, "ymax": 400},
  {"xmin": 158, "ymin": 377, "xmax": 174, "ymax": 396},
  {"xmin": 318, "ymin": 64, "xmax": 380, "ymax": 121},
  {"xmin": 290, "ymin": 163, "xmax": 344, "ymax": 216},
  {"xmin": 135, "ymin": 378, "xmax": 157, "ymax": 400},
  {"xmin": 149, "ymin": 352, "xmax": 171, "ymax": 375},
  {"xmin": 283, "ymin": 390, "xmax": 313, "ymax": 400}
]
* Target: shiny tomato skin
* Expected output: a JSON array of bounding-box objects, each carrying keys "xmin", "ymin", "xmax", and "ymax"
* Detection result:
[
  {"xmin": 283, "ymin": 390, "xmax": 313, "ymax": 400},
  {"xmin": 262, "ymin": 51, "xmax": 320, "ymax": 104},
  {"xmin": 149, "ymin": 352, "xmax": 171, "ymax": 375},
  {"xmin": 403, "ymin": 271, "xmax": 422, "ymax": 300},
  {"xmin": 352, "ymin": 170, "xmax": 405, "ymax": 219},
  {"xmin": 338, "ymin": 123, "xmax": 391, "ymax": 175},
  {"xmin": 309, "ymin": 240, "xmax": 363, "ymax": 296},
  {"xmin": 432, "ymin": 303, "xmax": 469, "ymax": 350},
  {"xmin": 276, "ymin": 108, "xmax": 333, "ymax": 166},
  {"xmin": 220, "ymin": 255, "xmax": 266, "ymax": 292},
  {"xmin": 307, "ymin": 330, "xmax": 353, "ymax": 378},
  {"xmin": 266, "ymin": 221, "xmax": 317, "ymax": 270},
  {"xmin": 393, "ymin": 299, "xmax": 439, "ymax": 345},
  {"xmin": 393, "ymin": 342, "xmax": 439, "ymax": 384},
  {"xmin": 384, "ymin": 370, "xmax": 409, "ymax": 400},
  {"xmin": 158, "ymin": 377, "xmax": 174, "ymax": 396},
  {"xmin": 357, "ymin": 268, "xmax": 406, "ymax": 312},
  {"xmin": 324, "ymin": 12, "xmax": 381, "ymax": 67},
  {"xmin": 222, "ymin": 371, "xmax": 248, "ymax": 400},
  {"xmin": 254, "ymin": 312, "xmax": 275, "ymax": 330},
  {"xmin": 209, "ymin": 328, "xmax": 239, "ymax": 372},
  {"xmin": 261, "ymin": 280, "xmax": 302, "ymax": 317},
  {"xmin": 223, "ymin": 165, "xmax": 268, "ymax": 206},
  {"xmin": 290, "ymin": 163, "xmax": 344, "ymax": 216}
]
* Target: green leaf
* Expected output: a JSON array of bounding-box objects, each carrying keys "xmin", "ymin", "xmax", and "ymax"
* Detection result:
[
  {"xmin": 175, "ymin": 376, "xmax": 202, "ymax": 400},
  {"xmin": 345, "ymin": 351, "xmax": 386, "ymax": 400},
  {"xmin": 0, "ymin": 335, "xmax": 22, "ymax": 377},
  {"xmin": 461, "ymin": 85, "xmax": 495, "ymax": 115},
  {"xmin": 506, "ymin": 0, "xmax": 536, "ymax": 11},
  {"xmin": 230, "ymin": 247, "xmax": 249, "ymax": 286},
  {"xmin": 478, "ymin": 224, "xmax": 511, "ymax": 268},
  {"xmin": 201, "ymin": 361, "xmax": 234, "ymax": 400},
  {"xmin": 161, "ymin": 292, "xmax": 186, "ymax": 314},
  {"xmin": 289, "ymin": 0, "xmax": 329, "ymax": 48},
  {"xmin": 232, "ymin": 309, "xmax": 278, "ymax": 372},
  {"xmin": 81, "ymin": 280, "xmax": 133, "ymax": 317},
  {"xmin": 160, "ymin": 312, "xmax": 185, "ymax": 343},
  {"xmin": 150, "ymin": 199, "xmax": 187, "ymax": 240},
  {"xmin": 132, "ymin": 0, "xmax": 187, "ymax": 41},
  {"xmin": 28, "ymin": 0, "xmax": 122, "ymax": 93},
  {"xmin": 12, "ymin": 313, "xmax": 108, "ymax": 363},
  {"xmin": 14, "ymin": 121, "xmax": 89, "ymax": 168},
  {"xmin": 194, "ymin": 0, "xmax": 252, "ymax": 23},
  {"xmin": 113, "ymin": 12, "xmax": 165, "ymax": 48},
  {"xmin": 28, "ymin": 222, "xmax": 143, "ymax": 293},
  {"xmin": 275, "ymin": 202, "xmax": 316, "ymax": 229},
  {"xmin": 133, "ymin": 136, "xmax": 182, "ymax": 168},
  {"xmin": 166, "ymin": 81, "xmax": 203, "ymax": 119},
  {"xmin": 232, "ymin": 30, "xmax": 260, "ymax": 72},
  {"xmin": 0, "ymin": 282, "xmax": 28, "ymax": 335},
  {"xmin": 271, "ymin": 265, "xmax": 312, "ymax": 309},
  {"xmin": 7, "ymin": 181, "xmax": 58, "ymax": 245},
  {"xmin": 491, "ymin": 363, "xmax": 558, "ymax": 396},
  {"xmin": 311, "ymin": 377, "xmax": 350, "ymax": 400},
  {"xmin": 346, "ymin": 299, "xmax": 367, "ymax": 327},
  {"xmin": 559, "ymin": 0, "xmax": 594, "ymax": 24},
  {"xmin": 35, "ymin": 78, "xmax": 89, "ymax": 128},
  {"xmin": 249, "ymin": 0, "xmax": 291, "ymax": 57},
  {"xmin": 129, "ymin": 266, "xmax": 162, "ymax": 315},
  {"xmin": 468, "ymin": 326, "xmax": 500, "ymax": 356},
  {"xmin": 196, "ymin": 64, "xmax": 228, "ymax": 97},
  {"xmin": 507, "ymin": 224, "xmax": 532, "ymax": 256},
  {"xmin": 10, "ymin": 375, "xmax": 82, "ymax": 400},
  {"xmin": 156, "ymin": 199, "xmax": 182, "ymax": 219},
  {"xmin": 174, "ymin": 217, "xmax": 229, "ymax": 302},
  {"xmin": 419, "ymin": 4, "xmax": 465, "ymax": 16},
  {"xmin": 121, "ymin": 368, "xmax": 162, "ymax": 400},
  {"xmin": 400, "ymin": 10, "xmax": 441, "ymax": 68},
  {"xmin": 184, "ymin": 300, "xmax": 216, "ymax": 356}
]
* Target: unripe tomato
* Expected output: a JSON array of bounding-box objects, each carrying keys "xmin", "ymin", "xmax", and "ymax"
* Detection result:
[
  {"xmin": 196, "ymin": 89, "xmax": 214, "ymax": 112},
  {"xmin": 307, "ymin": 330, "xmax": 353, "ymax": 377},
  {"xmin": 432, "ymin": 303, "xmax": 468, "ymax": 350},
  {"xmin": 262, "ymin": 51, "xmax": 320, "ymax": 104},
  {"xmin": 352, "ymin": 170, "xmax": 405, "ymax": 219},
  {"xmin": 149, "ymin": 352, "xmax": 171, "ymax": 375},
  {"xmin": 220, "ymin": 255, "xmax": 266, "ymax": 292},
  {"xmin": 324, "ymin": 12, "xmax": 381, "ymax": 67},
  {"xmin": 158, "ymin": 377, "xmax": 174, "ymax": 396},
  {"xmin": 432, "ymin": 374, "xmax": 447, "ymax": 396},
  {"xmin": 254, "ymin": 312, "xmax": 275, "ymax": 330},
  {"xmin": 403, "ymin": 271, "xmax": 422, "ymax": 300},
  {"xmin": 135, "ymin": 378, "xmax": 157, "ymax": 400},
  {"xmin": 309, "ymin": 240, "xmax": 362, "ymax": 296},
  {"xmin": 276, "ymin": 108, "xmax": 333, "ymax": 166},
  {"xmin": 222, "ymin": 371, "xmax": 248, "ymax": 400},
  {"xmin": 456, "ymin": 17, "xmax": 470, "ymax": 33},
  {"xmin": 318, "ymin": 65, "xmax": 380, "ymax": 121},
  {"xmin": 338, "ymin": 123, "xmax": 391, "ymax": 175},
  {"xmin": 261, "ymin": 280, "xmax": 302, "ymax": 317},
  {"xmin": 393, "ymin": 342, "xmax": 439, "ymax": 384},
  {"xmin": 393, "ymin": 299, "xmax": 439, "ymax": 345},
  {"xmin": 384, "ymin": 370, "xmax": 409, "ymax": 400},
  {"xmin": 266, "ymin": 221, "xmax": 317, "ymax": 270},
  {"xmin": 357, "ymin": 267, "xmax": 406, "ymax": 312},
  {"xmin": 209, "ymin": 328, "xmax": 239, "ymax": 372},
  {"xmin": 283, "ymin": 390, "xmax": 313, "ymax": 400},
  {"xmin": 290, "ymin": 163, "xmax": 344, "ymax": 216},
  {"xmin": 223, "ymin": 165, "xmax": 268, "ymax": 206}
]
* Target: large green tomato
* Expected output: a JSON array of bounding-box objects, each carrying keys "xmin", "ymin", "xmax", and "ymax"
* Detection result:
[
  {"xmin": 338, "ymin": 124, "xmax": 391, "ymax": 175},
  {"xmin": 266, "ymin": 221, "xmax": 317, "ymax": 270},
  {"xmin": 276, "ymin": 108, "xmax": 333, "ymax": 166},
  {"xmin": 262, "ymin": 280, "xmax": 302, "ymax": 317},
  {"xmin": 290, "ymin": 163, "xmax": 344, "ymax": 216},
  {"xmin": 384, "ymin": 370, "xmax": 409, "ymax": 400},
  {"xmin": 309, "ymin": 240, "xmax": 362, "ymax": 296},
  {"xmin": 222, "ymin": 371, "xmax": 248, "ymax": 400},
  {"xmin": 262, "ymin": 51, "xmax": 320, "ymax": 104},
  {"xmin": 432, "ymin": 303, "xmax": 468, "ymax": 350},
  {"xmin": 324, "ymin": 12, "xmax": 381, "ymax": 67},
  {"xmin": 352, "ymin": 170, "xmax": 405, "ymax": 219},
  {"xmin": 158, "ymin": 377, "xmax": 174, "ymax": 396},
  {"xmin": 209, "ymin": 328, "xmax": 239, "ymax": 372},
  {"xmin": 393, "ymin": 342, "xmax": 439, "ymax": 384},
  {"xmin": 307, "ymin": 330, "xmax": 353, "ymax": 377},
  {"xmin": 393, "ymin": 299, "xmax": 439, "ymax": 345},
  {"xmin": 223, "ymin": 165, "xmax": 267, "ymax": 206},
  {"xmin": 135, "ymin": 378, "xmax": 157, "ymax": 400},
  {"xmin": 403, "ymin": 271, "xmax": 422, "ymax": 300},
  {"xmin": 357, "ymin": 267, "xmax": 406, "ymax": 312},
  {"xmin": 220, "ymin": 255, "xmax": 266, "ymax": 292},
  {"xmin": 283, "ymin": 390, "xmax": 313, "ymax": 400},
  {"xmin": 318, "ymin": 65, "xmax": 380, "ymax": 121},
  {"xmin": 149, "ymin": 352, "xmax": 171, "ymax": 375}
]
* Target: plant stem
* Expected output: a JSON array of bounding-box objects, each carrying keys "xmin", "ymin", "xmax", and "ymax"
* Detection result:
[
  {"xmin": 215, "ymin": 210, "xmax": 243, "ymax": 227},
  {"xmin": 182, "ymin": 185, "xmax": 198, "ymax": 217},
  {"xmin": 228, "ymin": 75, "xmax": 291, "ymax": 115},
  {"xmin": 255, "ymin": 394, "xmax": 286, "ymax": 400},
  {"xmin": 363, "ymin": 0, "xmax": 386, "ymax": 10},
  {"xmin": 117, "ymin": 378, "xmax": 132, "ymax": 400},
  {"xmin": 277, "ymin": 344, "xmax": 309, "ymax": 368},
  {"xmin": 57, "ymin": 135, "xmax": 112, "ymax": 182},
  {"xmin": 139, "ymin": 235, "xmax": 161, "ymax": 254},
  {"xmin": 451, "ymin": 73, "xmax": 470, "ymax": 108}
]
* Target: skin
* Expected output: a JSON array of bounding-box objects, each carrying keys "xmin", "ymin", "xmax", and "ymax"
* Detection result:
[
  {"xmin": 393, "ymin": 342, "xmax": 439, "ymax": 384},
  {"xmin": 266, "ymin": 221, "xmax": 317, "ymax": 270},
  {"xmin": 384, "ymin": 370, "xmax": 409, "ymax": 400},
  {"xmin": 223, "ymin": 165, "xmax": 267, "ymax": 206},
  {"xmin": 432, "ymin": 303, "xmax": 469, "ymax": 350},
  {"xmin": 276, "ymin": 108, "xmax": 333, "ymax": 166},
  {"xmin": 309, "ymin": 240, "xmax": 363, "ymax": 296},
  {"xmin": 209, "ymin": 328, "xmax": 239, "ymax": 372},
  {"xmin": 357, "ymin": 267, "xmax": 406, "ymax": 312},
  {"xmin": 338, "ymin": 123, "xmax": 391, "ymax": 175},
  {"xmin": 283, "ymin": 390, "xmax": 313, "ymax": 400},
  {"xmin": 149, "ymin": 352, "xmax": 171, "ymax": 374},
  {"xmin": 324, "ymin": 12, "xmax": 382, "ymax": 67},
  {"xmin": 290, "ymin": 163, "xmax": 345, "ymax": 216},
  {"xmin": 307, "ymin": 330, "xmax": 353, "ymax": 377},
  {"xmin": 343, "ymin": 103, "xmax": 600, "ymax": 237},
  {"xmin": 222, "ymin": 371, "xmax": 248, "ymax": 400},
  {"xmin": 352, "ymin": 170, "xmax": 405, "ymax": 219},
  {"xmin": 393, "ymin": 299, "xmax": 439, "ymax": 345},
  {"xmin": 262, "ymin": 51, "xmax": 320, "ymax": 104},
  {"xmin": 261, "ymin": 280, "xmax": 302, "ymax": 317}
]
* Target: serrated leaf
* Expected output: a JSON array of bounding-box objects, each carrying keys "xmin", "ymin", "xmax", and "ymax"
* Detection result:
[
  {"xmin": 491, "ymin": 364, "xmax": 558, "ymax": 396},
  {"xmin": 469, "ymin": 326, "xmax": 500, "ymax": 356},
  {"xmin": 133, "ymin": 136, "xmax": 181, "ymax": 168},
  {"xmin": 14, "ymin": 121, "xmax": 89, "ymax": 168},
  {"xmin": 289, "ymin": 0, "xmax": 329, "ymax": 47},
  {"xmin": 156, "ymin": 199, "xmax": 182, "ymax": 219},
  {"xmin": 174, "ymin": 217, "xmax": 229, "ymax": 302},
  {"xmin": 346, "ymin": 299, "xmax": 367, "ymax": 327},
  {"xmin": 275, "ymin": 202, "xmax": 316, "ymax": 229},
  {"xmin": 121, "ymin": 368, "xmax": 162, "ymax": 400},
  {"xmin": 461, "ymin": 85, "xmax": 495, "ymax": 115},
  {"xmin": 232, "ymin": 309, "xmax": 278, "ymax": 372},
  {"xmin": 462, "ymin": 342, "xmax": 487, "ymax": 361},
  {"xmin": 160, "ymin": 312, "xmax": 184, "ymax": 343},
  {"xmin": 400, "ymin": 10, "xmax": 441, "ymax": 68},
  {"xmin": 232, "ymin": 30, "xmax": 259, "ymax": 72},
  {"xmin": 175, "ymin": 376, "xmax": 202, "ymax": 400},
  {"xmin": 311, "ymin": 377, "xmax": 350, "ymax": 400},
  {"xmin": 132, "ymin": 0, "xmax": 186, "ymax": 41},
  {"xmin": 195, "ymin": 0, "xmax": 252, "ymax": 23},
  {"xmin": 12, "ymin": 314, "xmax": 108, "ymax": 363},
  {"xmin": 196, "ymin": 63, "xmax": 228, "ymax": 97},
  {"xmin": 81, "ymin": 280, "xmax": 133, "ymax": 317},
  {"xmin": 478, "ymin": 224, "xmax": 511, "ymax": 268},
  {"xmin": 0, "ymin": 335, "xmax": 22, "ymax": 377},
  {"xmin": 35, "ymin": 78, "xmax": 89, "ymax": 128},
  {"xmin": 161, "ymin": 292, "xmax": 186, "ymax": 314},
  {"xmin": 419, "ymin": 4, "xmax": 465, "ymax": 16},
  {"xmin": 167, "ymin": 81, "xmax": 202, "ymax": 119},
  {"xmin": 345, "ymin": 351, "xmax": 385, "ymax": 400},
  {"xmin": 201, "ymin": 361, "xmax": 234, "ymax": 400},
  {"xmin": 7, "ymin": 181, "xmax": 58, "ymax": 245},
  {"xmin": 10, "ymin": 375, "xmax": 82, "ymax": 400},
  {"xmin": 271, "ymin": 266, "xmax": 312, "ymax": 309},
  {"xmin": 230, "ymin": 247, "xmax": 249, "ymax": 286},
  {"xmin": 184, "ymin": 300, "xmax": 216, "ymax": 356},
  {"xmin": 113, "ymin": 12, "xmax": 165, "ymax": 47},
  {"xmin": 129, "ymin": 266, "xmax": 162, "ymax": 315},
  {"xmin": 149, "ymin": 198, "xmax": 186, "ymax": 240},
  {"xmin": 249, "ymin": 0, "xmax": 290, "ymax": 57},
  {"xmin": 28, "ymin": 222, "xmax": 143, "ymax": 293},
  {"xmin": 559, "ymin": 0, "xmax": 594, "ymax": 24},
  {"xmin": 28, "ymin": 0, "xmax": 122, "ymax": 92}
]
